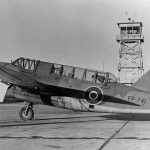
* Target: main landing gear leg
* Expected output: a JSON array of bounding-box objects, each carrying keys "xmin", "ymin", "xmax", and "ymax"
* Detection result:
[{"xmin": 19, "ymin": 102, "xmax": 34, "ymax": 121}]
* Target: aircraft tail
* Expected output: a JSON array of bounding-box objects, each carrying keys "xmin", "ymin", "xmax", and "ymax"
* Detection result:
[{"xmin": 132, "ymin": 70, "xmax": 150, "ymax": 93}]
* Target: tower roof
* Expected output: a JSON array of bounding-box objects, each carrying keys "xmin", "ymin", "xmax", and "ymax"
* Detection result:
[{"xmin": 117, "ymin": 22, "xmax": 143, "ymax": 27}]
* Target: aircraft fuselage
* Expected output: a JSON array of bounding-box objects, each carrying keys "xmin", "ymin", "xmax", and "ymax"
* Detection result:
[{"xmin": 1, "ymin": 57, "xmax": 150, "ymax": 120}]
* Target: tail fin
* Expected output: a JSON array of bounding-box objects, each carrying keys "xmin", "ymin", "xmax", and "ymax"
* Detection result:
[{"xmin": 132, "ymin": 70, "xmax": 150, "ymax": 92}]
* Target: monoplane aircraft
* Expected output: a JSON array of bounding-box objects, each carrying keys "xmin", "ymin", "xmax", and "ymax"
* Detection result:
[{"xmin": 0, "ymin": 57, "xmax": 150, "ymax": 121}]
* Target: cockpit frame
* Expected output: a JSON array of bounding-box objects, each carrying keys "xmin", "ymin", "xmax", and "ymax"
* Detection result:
[
  {"xmin": 49, "ymin": 62, "xmax": 117, "ymax": 84},
  {"xmin": 12, "ymin": 57, "xmax": 39, "ymax": 72},
  {"xmin": 11, "ymin": 57, "xmax": 117, "ymax": 83}
]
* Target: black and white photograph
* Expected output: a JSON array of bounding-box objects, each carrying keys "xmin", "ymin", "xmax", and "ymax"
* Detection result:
[{"xmin": 0, "ymin": 0, "xmax": 150, "ymax": 149}]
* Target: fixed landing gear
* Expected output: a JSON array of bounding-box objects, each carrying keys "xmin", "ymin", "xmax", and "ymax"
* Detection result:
[{"xmin": 19, "ymin": 102, "xmax": 34, "ymax": 121}]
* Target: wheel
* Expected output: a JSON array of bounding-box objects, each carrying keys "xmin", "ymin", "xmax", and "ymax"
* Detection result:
[{"xmin": 19, "ymin": 107, "xmax": 34, "ymax": 121}]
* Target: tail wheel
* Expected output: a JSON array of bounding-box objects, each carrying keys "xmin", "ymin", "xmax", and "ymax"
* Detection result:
[{"xmin": 19, "ymin": 107, "xmax": 34, "ymax": 121}]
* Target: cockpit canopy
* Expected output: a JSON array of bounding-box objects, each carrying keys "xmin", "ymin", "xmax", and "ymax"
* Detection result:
[
  {"xmin": 12, "ymin": 57, "xmax": 39, "ymax": 71},
  {"xmin": 11, "ymin": 57, "xmax": 117, "ymax": 83},
  {"xmin": 50, "ymin": 64, "xmax": 117, "ymax": 83}
]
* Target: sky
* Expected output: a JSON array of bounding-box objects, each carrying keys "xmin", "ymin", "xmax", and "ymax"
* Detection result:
[{"xmin": 0, "ymin": 0, "xmax": 150, "ymax": 76}]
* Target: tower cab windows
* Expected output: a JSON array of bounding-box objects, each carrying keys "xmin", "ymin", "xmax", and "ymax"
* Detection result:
[{"xmin": 120, "ymin": 26, "xmax": 140, "ymax": 35}]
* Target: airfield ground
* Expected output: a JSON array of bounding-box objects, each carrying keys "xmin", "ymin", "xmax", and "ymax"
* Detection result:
[{"xmin": 0, "ymin": 104, "xmax": 150, "ymax": 150}]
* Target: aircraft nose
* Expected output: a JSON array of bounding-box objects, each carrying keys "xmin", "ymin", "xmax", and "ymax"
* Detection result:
[
  {"xmin": 0, "ymin": 62, "xmax": 9, "ymax": 67},
  {"xmin": 0, "ymin": 62, "xmax": 19, "ymax": 72}
]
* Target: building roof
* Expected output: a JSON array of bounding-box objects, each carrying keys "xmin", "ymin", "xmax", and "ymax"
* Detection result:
[{"xmin": 117, "ymin": 22, "xmax": 143, "ymax": 27}]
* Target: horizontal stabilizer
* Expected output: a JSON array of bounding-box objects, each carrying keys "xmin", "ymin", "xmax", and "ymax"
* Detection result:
[{"xmin": 132, "ymin": 70, "xmax": 150, "ymax": 93}]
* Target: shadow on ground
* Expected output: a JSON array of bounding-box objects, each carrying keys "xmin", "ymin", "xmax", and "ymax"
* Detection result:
[{"xmin": 100, "ymin": 113, "xmax": 150, "ymax": 121}]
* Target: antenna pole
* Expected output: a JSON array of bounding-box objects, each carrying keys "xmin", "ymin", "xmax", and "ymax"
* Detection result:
[
  {"xmin": 103, "ymin": 62, "xmax": 104, "ymax": 72},
  {"xmin": 125, "ymin": 10, "xmax": 128, "ymax": 21}
]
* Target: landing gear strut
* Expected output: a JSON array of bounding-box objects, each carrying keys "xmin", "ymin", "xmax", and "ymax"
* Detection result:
[{"xmin": 19, "ymin": 102, "xmax": 34, "ymax": 121}]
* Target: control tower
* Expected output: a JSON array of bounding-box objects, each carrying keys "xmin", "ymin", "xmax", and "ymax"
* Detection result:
[{"xmin": 116, "ymin": 18, "xmax": 144, "ymax": 85}]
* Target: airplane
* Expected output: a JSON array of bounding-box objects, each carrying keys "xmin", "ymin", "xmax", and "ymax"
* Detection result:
[{"xmin": 0, "ymin": 57, "xmax": 150, "ymax": 121}]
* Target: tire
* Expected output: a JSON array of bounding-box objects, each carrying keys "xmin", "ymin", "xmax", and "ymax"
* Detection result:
[{"xmin": 19, "ymin": 107, "xmax": 34, "ymax": 121}]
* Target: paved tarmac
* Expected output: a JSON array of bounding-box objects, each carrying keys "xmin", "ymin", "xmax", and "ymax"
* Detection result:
[{"xmin": 0, "ymin": 103, "xmax": 150, "ymax": 150}]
